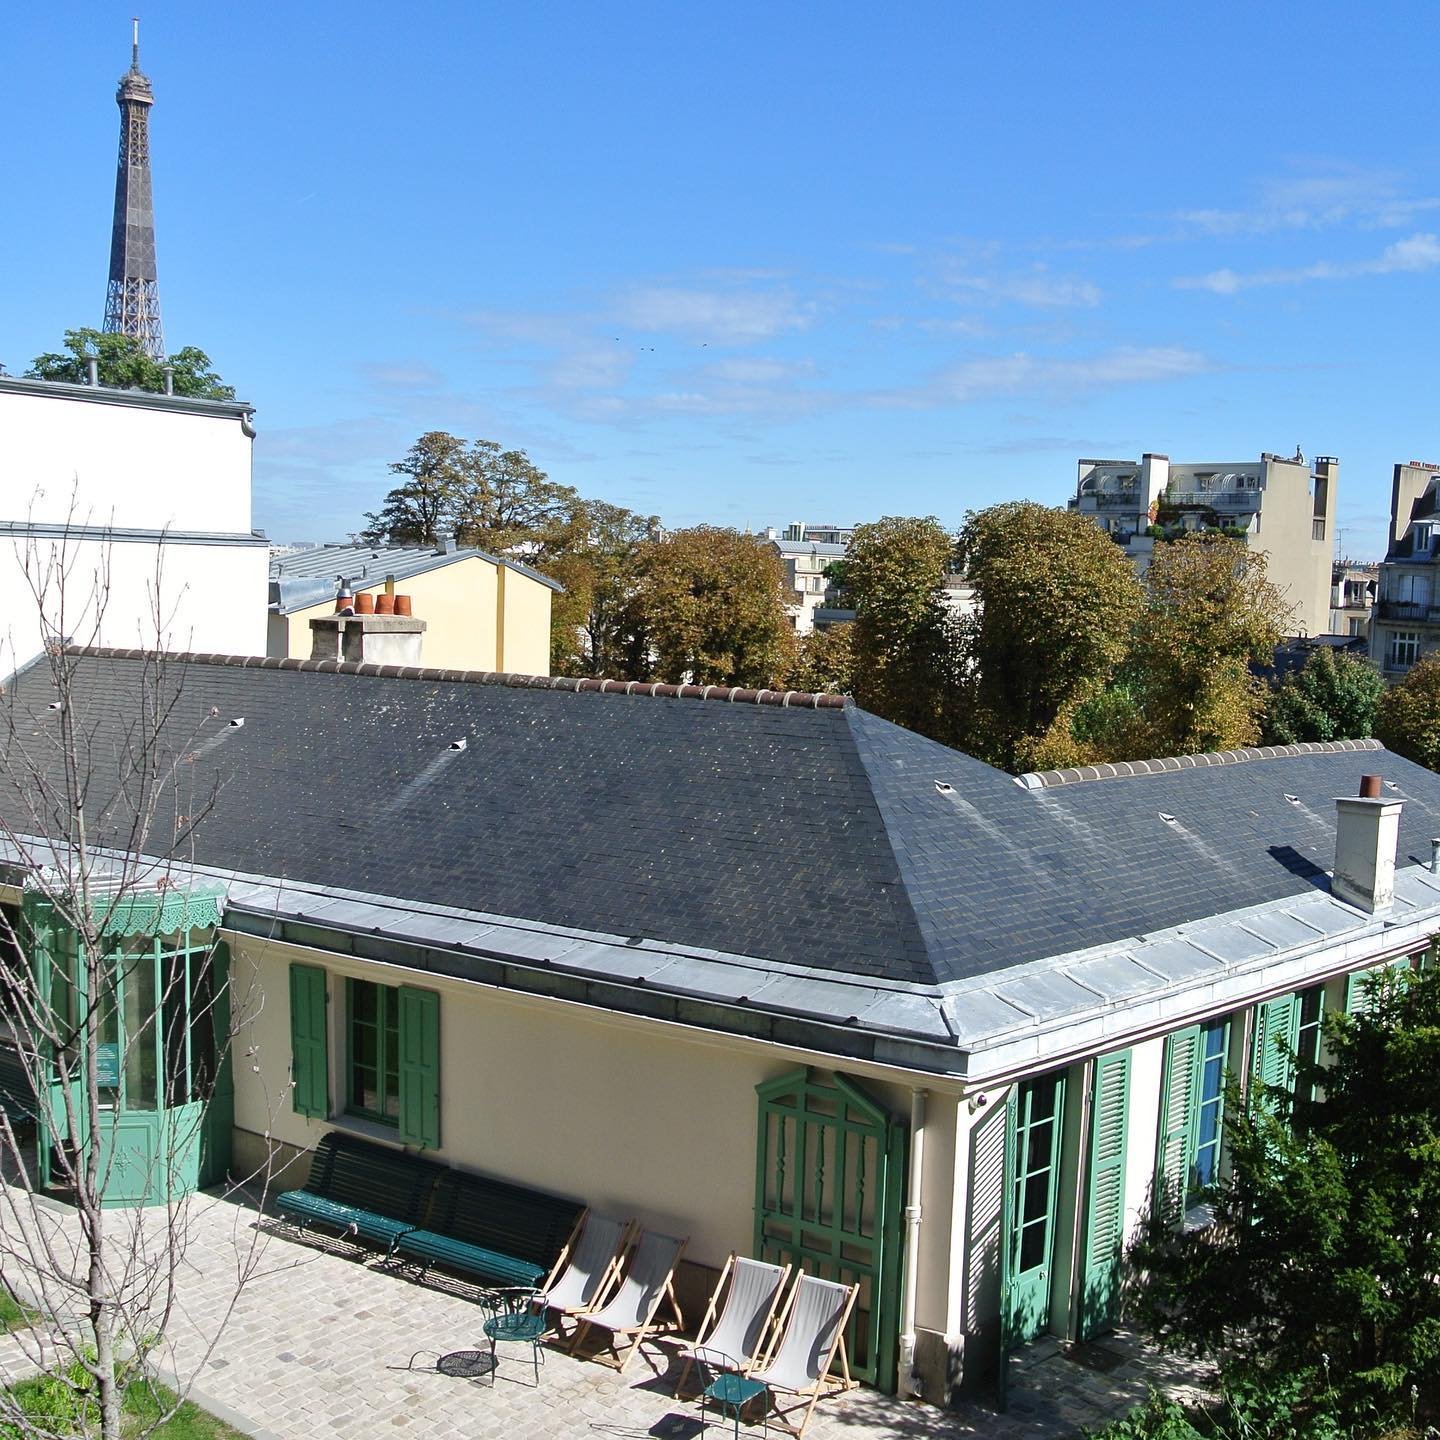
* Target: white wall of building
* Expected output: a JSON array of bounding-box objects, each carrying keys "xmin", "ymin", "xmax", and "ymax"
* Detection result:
[
  {"xmin": 0, "ymin": 535, "xmax": 267, "ymax": 670},
  {"xmin": 1, "ymin": 383, "xmax": 255, "ymax": 533}
]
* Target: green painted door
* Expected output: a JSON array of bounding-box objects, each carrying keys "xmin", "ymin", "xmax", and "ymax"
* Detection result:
[
  {"xmin": 754, "ymin": 1068, "xmax": 906, "ymax": 1391},
  {"xmin": 1079, "ymin": 1049, "xmax": 1131, "ymax": 1339},
  {"xmin": 1005, "ymin": 1072, "xmax": 1065, "ymax": 1347}
]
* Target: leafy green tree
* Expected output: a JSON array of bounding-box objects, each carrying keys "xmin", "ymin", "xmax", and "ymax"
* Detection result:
[
  {"xmin": 542, "ymin": 498, "xmax": 658, "ymax": 678},
  {"xmin": 363, "ymin": 432, "xmax": 580, "ymax": 558},
  {"xmin": 844, "ymin": 516, "xmax": 959, "ymax": 742},
  {"xmin": 955, "ymin": 502, "xmax": 1143, "ymax": 771},
  {"xmin": 1374, "ymin": 653, "xmax": 1440, "ymax": 770},
  {"xmin": 1262, "ymin": 648, "xmax": 1385, "ymax": 745},
  {"xmin": 26, "ymin": 328, "xmax": 234, "ymax": 399},
  {"xmin": 783, "ymin": 622, "xmax": 855, "ymax": 695},
  {"xmin": 1124, "ymin": 535, "xmax": 1292, "ymax": 757},
  {"xmin": 361, "ymin": 431, "xmax": 472, "ymax": 547},
  {"xmin": 633, "ymin": 526, "xmax": 792, "ymax": 686},
  {"xmin": 452, "ymin": 440, "xmax": 579, "ymax": 558},
  {"xmin": 1127, "ymin": 964, "xmax": 1440, "ymax": 1430}
]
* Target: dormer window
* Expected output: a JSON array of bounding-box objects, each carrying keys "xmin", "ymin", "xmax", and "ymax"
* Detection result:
[{"xmin": 1416, "ymin": 524, "xmax": 1434, "ymax": 553}]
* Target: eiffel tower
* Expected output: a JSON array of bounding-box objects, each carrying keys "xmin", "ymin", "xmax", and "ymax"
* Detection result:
[{"xmin": 103, "ymin": 19, "xmax": 165, "ymax": 360}]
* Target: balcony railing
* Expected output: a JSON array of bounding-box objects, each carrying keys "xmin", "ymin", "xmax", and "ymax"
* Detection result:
[
  {"xmin": 1377, "ymin": 600, "xmax": 1440, "ymax": 622},
  {"xmin": 1167, "ymin": 489, "xmax": 1259, "ymax": 509},
  {"xmin": 1092, "ymin": 492, "xmax": 1140, "ymax": 509}
]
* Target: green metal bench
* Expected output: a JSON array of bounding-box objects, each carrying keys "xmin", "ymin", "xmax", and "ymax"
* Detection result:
[
  {"xmin": 395, "ymin": 1168, "xmax": 583, "ymax": 1289},
  {"xmin": 275, "ymin": 1132, "xmax": 439, "ymax": 1253}
]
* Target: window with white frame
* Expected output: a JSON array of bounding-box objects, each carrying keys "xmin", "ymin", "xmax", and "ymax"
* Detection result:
[{"xmin": 1389, "ymin": 631, "xmax": 1421, "ymax": 669}]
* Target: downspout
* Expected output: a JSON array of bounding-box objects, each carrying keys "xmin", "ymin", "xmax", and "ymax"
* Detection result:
[{"xmin": 897, "ymin": 1086, "xmax": 927, "ymax": 1399}]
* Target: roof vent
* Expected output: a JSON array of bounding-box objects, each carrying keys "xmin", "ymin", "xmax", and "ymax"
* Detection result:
[
  {"xmin": 1159, "ymin": 812, "xmax": 1178, "ymax": 825},
  {"xmin": 934, "ymin": 781, "xmax": 955, "ymax": 795},
  {"xmin": 625, "ymin": 936, "xmax": 644, "ymax": 948},
  {"xmin": 46, "ymin": 701, "xmax": 63, "ymax": 712},
  {"xmin": 228, "ymin": 717, "xmax": 245, "ymax": 728},
  {"xmin": 1285, "ymin": 794, "xmax": 1300, "ymax": 804},
  {"xmin": 448, "ymin": 737, "xmax": 467, "ymax": 752}
]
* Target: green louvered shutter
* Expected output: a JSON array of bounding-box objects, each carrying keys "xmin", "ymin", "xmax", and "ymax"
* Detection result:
[
  {"xmin": 288, "ymin": 963, "xmax": 329, "ymax": 1119},
  {"xmin": 1080, "ymin": 1048, "xmax": 1131, "ymax": 1338},
  {"xmin": 1155, "ymin": 1026, "xmax": 1200, "ymax": 1218},
  {"xmin": 1251, "ymin": 994, "xmax": 1299, "ymax": 1094},
  {"xmin": 1347, "ymin": 958, "xmax": 1412, "ymax": 1015},
  {"xmin": 397, "ymin": 985, "xmax": 440, "ymax": 1149}
]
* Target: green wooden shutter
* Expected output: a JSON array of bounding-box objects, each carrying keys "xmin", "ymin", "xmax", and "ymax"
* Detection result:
[
  {"xmin": 288, "ymin": 963, "xmax": 329, "ymax": 1119},
  {"xmin": 1346, "ymin": 958, "xmax": 1411, "ymax": 1015},
  {"xmin": 397, "ymin": 985, "xmax": 440, "ymax": 1149},
  {"xmin": 997, "ymin": 1086, "xmax": 1018, "ymax": 1409},
  {"xmin": 1154, "ymin": 1026, "xmax": 1200, "ymax": 1218},
  {"xmin": 1251, "ymin": 994, "xmax": 1299, "ymax": 1093},
  {"xmin": 1080, "ymin": 1048, "xmax": 1131, "ymax": 1339}
]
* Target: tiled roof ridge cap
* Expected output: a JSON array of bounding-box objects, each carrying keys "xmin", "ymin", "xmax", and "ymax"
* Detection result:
[
  {"xmin": 1014, "ymin": 737, "xmax": 1384, "ymax": 789},
  {"xmin": 60, "ymin": 646, "xmax": 848, "ymax": 710}
]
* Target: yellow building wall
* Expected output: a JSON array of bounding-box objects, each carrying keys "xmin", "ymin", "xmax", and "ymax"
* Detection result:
[
  {"xmin": 271, "ymin": 557, "xmax": 552, "ymax": 675},
  {"xmin": 228, "ymin": 936, "xmax": 958, "ymax": 1333}
]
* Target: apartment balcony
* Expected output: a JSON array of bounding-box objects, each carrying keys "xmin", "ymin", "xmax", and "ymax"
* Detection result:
[
  {"xmin": 1377, "ymin": 600, "xmax": 1440, "ymax": 623},
  {"xmin": 1093, "ymin": 492, "xmax": 1140, "ymax": 509},
  {"xmin": 1166, "ymin": 489, "xmax": 1259, "ymax": 510}
]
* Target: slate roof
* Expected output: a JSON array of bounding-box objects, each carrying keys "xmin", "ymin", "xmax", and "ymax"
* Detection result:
[
  {"xmin": 269, "ymin": 541, "xmax": 562, "ymax": 614},
  {"xmin": 6, "ymin": 650, "xmax": 1440, "ymax": 998}
]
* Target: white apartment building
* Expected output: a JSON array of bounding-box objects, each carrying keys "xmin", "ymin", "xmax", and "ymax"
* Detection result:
[
  {"xmin": 0, "ymin": 374, "xmax": 268, "ymax": 673},
  {"xmin": 1370, "ymin": 460, "xmax": 1440, "ymax": 677},
  {"xmin": 1068, "ymin": 451, "xmax": 1337, "ymax": 637},
  {"xmin": 759, "ymin": 523, "xmax": 858, "ymax": 634},
  {"xmin": 1331, "ymin": 562, "xmax": 1378, "ymax": 641}
]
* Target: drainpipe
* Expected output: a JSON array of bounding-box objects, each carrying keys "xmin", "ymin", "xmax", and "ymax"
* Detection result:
[{"xmin": 897, "ymin": 1087, "xmax": 927, "ymax": 1399}]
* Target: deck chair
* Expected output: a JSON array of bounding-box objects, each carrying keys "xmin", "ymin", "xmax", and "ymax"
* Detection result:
[
  {"xmin": 749, "ymin": 1273, "xmax": 859, "ymax": 1437},
  {"xmin": 675, "ymin": 1254, "xmax": 791, "ymax": 1397},
  {"xmin": 569, "ymin": 1228, "xmax": 687, "ymax": 1373},
  {"xmin": 539, "ymin": 1211, "xmax": 633, "ymax": 1338}
]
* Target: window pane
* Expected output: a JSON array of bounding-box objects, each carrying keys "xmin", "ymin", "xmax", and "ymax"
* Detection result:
[
  {"xmin": 1019, "ymin": 1218, "xmax": 1047, "ymax": 1272},
  {"xmin": 122, "ymin": 949, "xmax": 157, "ymax": 1110}
]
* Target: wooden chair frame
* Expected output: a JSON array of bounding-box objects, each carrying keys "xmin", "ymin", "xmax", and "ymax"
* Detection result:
[
  {"xmin": 569, "ymin": 1231, "xmax": 688, "ymax": 1374},
  {"xmin": 753, "ymin": 1277, "xmax": 860, "ymax": 1438},
  {"xmin": 675, "ymin": 1252, "xmax": 792, "ymax": 1397},
  {"xmin": 538, "ymin": 1210, "xmax": 634, "ymax": 1341}
]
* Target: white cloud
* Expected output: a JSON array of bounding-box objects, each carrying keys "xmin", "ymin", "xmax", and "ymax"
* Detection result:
[
  {"xmin": 1176, "ymin": 169, "xmax": 1440, "ymax": 237},
  {"xmin": 877, "ymin": 346, "xmax": 1213, "ymax": 409},
  {"xmin": 1176, "ymin": 232, "xmax": 1440, "ymax": 293},
  {"xmin": 615, "ymin": 286, "xmax": 815, "ymax": 342},
  {"xmin": 938, "ymin": 258, "xmax": 1101, "ymax": 309}
]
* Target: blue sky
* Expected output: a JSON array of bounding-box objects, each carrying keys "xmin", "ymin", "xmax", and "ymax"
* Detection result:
[{"xmin": 5, "ymin": 3, "xmax": 1438, "ymax": 556}]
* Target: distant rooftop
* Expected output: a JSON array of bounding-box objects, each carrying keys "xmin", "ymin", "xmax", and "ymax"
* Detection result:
[{"xmin": 269, "ymin": 540, "xmax": 563, "ymax": 614}]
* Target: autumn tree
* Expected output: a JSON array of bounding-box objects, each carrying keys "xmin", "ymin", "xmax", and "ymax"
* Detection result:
[
  {"xmin": 542, "ymin": 498, "xmax": 658, "ymax": 678},
  {"xmin": 1124, "ymin": 534, "xmax": 1293, "ymax": 757},
  {"xmin": 27, "ymin": 328, "xmax": 234, "ymax": 400},
  {"xmin": 633, "ymin": 526, "xmax": 792, "ymax": 686},
  {"xmin": 843, "ymin": 517, "xmax": 959, "ymax": 741},
  {"xmin": 955, "ymin": 502, "xmax": 1143, "ymax": 771},
  {"xmin": 1374, "ymin": 653, "xmax": 1440, "ymax": 770},
  {"xmin": 784, "ymin": 622, "xmax": 856, "ymax": 695},
  {"xmin": 1262, "ymin": 647, "xmax": 1384, "ymax": 746}
]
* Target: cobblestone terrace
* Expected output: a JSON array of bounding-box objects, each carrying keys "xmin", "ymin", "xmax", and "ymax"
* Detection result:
[{"xmin": 0, "ymin": 1189, "xmax": 1213, "ymax": 1439}]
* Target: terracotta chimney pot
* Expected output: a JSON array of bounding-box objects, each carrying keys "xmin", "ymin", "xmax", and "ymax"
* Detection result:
[
  {"xmin": 354, "ymin": 591, "xmax": 375, "ymax": 615},
  {"xmin": 393, "ymin": 594, "xmax": 413, "ymax": 617}
]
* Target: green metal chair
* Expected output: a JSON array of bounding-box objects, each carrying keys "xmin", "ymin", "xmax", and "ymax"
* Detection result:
[{"xmin": 480, "ymin": 1287, "xmax": 549, "ymax": 1387}]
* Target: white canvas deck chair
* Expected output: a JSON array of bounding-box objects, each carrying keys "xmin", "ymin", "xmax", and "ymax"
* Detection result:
[
  {"xmin": 569, "ymin": 1228, "xmax": 687, "ymax": 1373},
  {"xmin": 540, "ymin": 1211, "xmax": 633, "ymax": 1338},
  {"xmin": 749, "ymin": 1273, "xmax": 859, "ymax": 1438},
  {"xmin": 675, "ymin": 1253, "xmax": 791, "ymax": 1397}
]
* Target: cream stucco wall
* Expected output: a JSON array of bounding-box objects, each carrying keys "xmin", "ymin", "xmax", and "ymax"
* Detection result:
[
  {"xmin": 229, "ymin": 937, "xmax": 956, "ymax": 1332},
  {"xmin": 273, "ymin": 558, "xmax": 552, "ymax": 676},
  {"xmin": 1253, "ymin": 457, "xmax": 1332, "ymax": 637}
]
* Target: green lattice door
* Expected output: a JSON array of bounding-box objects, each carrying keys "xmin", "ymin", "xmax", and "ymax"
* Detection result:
[{"xmin": 754, "ymin": 1069, "xmax": 906, "ymax": 1390}]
